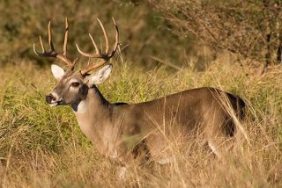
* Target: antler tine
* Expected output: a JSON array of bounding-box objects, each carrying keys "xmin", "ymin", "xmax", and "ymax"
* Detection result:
[
  {"xmin": 97, "ymin": 18, "xmax": 109, "ymax": 53},
  {"xmin": 89, "ymin": 33, "xmax": 100, "ymax": 55},
  {"xmin": 77, "ymin": 17, "xmax": 120, "ymax": 76},
  {"xmin": 63, "ymin": 17, "xmax": 69, "ymax": 56},
  {"xmin": 109, "ymin": 17, "xmax": 120, "ymax": 58},
  {"xmin": 33, "ymin": 36, "xmax": 44, "ymax": 55},
  {"xmin": 39, "ymin": 36, "xmax": 45, "ymax": 52},
  {"xmin": 76, "ymin": 18, "xmax": 119, "ymax": 59},
  {"xmin": 33, "ymin": 18, "xmax": 76, "ymax": 69},
  {"xmin": 33, "ymin": 21, "xmax": 56, "ymax": 57},
  {"xmin": 80, "ymin": 60, "xmax": 108, "ymax": 76},
  {"xmin": 48, "ymin": 21, "xmax": 55, "ymax": 52},
  {"xmin": 75, "ymin": 33, "xmax": 100, "ymax": 57}
]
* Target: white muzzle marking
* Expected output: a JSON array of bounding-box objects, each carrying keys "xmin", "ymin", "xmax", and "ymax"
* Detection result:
[{"xmin": 49, "ymin": 92, "xmax": 62, "ymax": 107}]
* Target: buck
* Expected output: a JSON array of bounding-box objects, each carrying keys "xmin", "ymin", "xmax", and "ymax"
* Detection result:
[{"xmin": 33, "ymin": 18, "xmax": 245, "ymax": 167}]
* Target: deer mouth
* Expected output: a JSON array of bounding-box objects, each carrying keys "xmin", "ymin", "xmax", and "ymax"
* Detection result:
[
  {"xmin": 49, "ymin": 99, "xmax": 65, "ymax": 107},
  {"xmin": 49, "ymin": 102, "xmax": 58, "ymax": 107},
  {"xmin": 49, "ymin": 101, "xmax": 60, "ymax": 107},
  {"xmin": 46, "ymin": 94, "xmax": 64, "ymax": 107}
]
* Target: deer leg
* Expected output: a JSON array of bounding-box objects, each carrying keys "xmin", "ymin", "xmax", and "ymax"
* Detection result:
[
  {"xmin": 206, "ymin": 139, "xmax": 222, "ymax": 159},
  {"xmin": 117, "ymin": 166, "xmax": 127, "ymax": 180}
]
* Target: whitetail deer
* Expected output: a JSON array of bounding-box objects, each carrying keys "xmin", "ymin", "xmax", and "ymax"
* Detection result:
[{"xmin": 33, "ymin": 18, "xmax": 245, "ymax": 167}]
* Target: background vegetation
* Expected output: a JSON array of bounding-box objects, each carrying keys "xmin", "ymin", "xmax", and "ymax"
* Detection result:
[
  {"xmin": 0, "ymin": 0, "xmax": 194, "ymax": 69},
  {"xmin": 0, "ymin": 0, "xmax": 281, "ymax": 187},
  {"xmin": 149, "ymin": 0, "xmax": 282, "ymax": 72}
]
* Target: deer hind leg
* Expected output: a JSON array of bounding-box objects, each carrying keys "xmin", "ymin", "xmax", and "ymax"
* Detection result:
[
  {"xmin": 205, "ymin": 136, "xmax": 236, "ymax": 159},
  {"xmin": 207, "ymin": 139, "xmax": 222, "ymax": 158}
]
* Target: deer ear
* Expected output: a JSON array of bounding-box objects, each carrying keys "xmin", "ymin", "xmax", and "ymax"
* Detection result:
[
  {"xmin": 87, "ymin": 64, "xmax": 112, "ymax": 86},
  {"xmin": 51, "ymin": 64, "xmax": 65, "ymax": 80}
]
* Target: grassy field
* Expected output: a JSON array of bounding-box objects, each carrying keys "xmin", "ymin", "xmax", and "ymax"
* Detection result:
[
  {"xmin": 0, "ymin": 0, "xmax": 281, "ymax": 187},
  {"xmin": 0, "ymin": 57, "xmax": 281, "ymax": 187}
]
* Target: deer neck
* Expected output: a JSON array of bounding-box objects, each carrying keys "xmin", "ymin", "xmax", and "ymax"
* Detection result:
[{"xmin": 71, "ymin": 86, "xmax": 112, "ymax": 143}]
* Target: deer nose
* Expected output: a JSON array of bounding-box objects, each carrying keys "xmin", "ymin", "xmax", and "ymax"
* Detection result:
[{"xmin": 46, "ymin": 94, "xmax": 56, "ymax": 104}]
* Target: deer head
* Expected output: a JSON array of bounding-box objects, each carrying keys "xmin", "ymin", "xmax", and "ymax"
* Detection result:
[{"xmin": 33, "ymin": 18, "xmax": 119, "ymax": 107}]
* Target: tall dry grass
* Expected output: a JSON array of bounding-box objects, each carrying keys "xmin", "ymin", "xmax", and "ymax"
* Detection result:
[{"xmin": 0, "ymin": 57, "xmax": 281, "ymax": 187}]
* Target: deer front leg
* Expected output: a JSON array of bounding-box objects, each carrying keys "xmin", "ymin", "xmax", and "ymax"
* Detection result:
[{"xmin": 117, "ymin": 165, "xmax": 127, "ymax": 180}]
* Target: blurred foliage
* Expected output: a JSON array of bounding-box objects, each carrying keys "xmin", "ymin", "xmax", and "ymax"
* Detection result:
[
  {"xmin": 0, "ymin": 0, "xmax": 193, "ymax": 69},
  {"xmin": 148, "ymin": 0, "xmax": 282, "ymax": 71},
  {"xmin": 1, "ymin": 0, "xmax": 281, "ymax": 72}
]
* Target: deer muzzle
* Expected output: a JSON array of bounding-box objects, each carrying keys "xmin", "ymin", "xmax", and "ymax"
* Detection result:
[{"xmin": 46, "ymin": 93, "xmax": 63, "ymax": 107}]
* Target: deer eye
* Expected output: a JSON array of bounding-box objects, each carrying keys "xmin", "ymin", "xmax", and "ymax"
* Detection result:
[{"xmin": 71, "ymin": 82, "xmax": 80, "ymax": 87}]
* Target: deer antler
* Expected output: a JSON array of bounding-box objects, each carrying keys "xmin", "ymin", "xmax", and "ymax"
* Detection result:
[
  {"xmin": 76, "ymin": 18, "xmax": 119, "ymax": 76},
  {"xmin": 33, "ymin": 18, "xmax": 77, "ymax": 70}
]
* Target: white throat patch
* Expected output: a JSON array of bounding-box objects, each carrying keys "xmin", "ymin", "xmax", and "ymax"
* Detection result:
[{"xmin": 75, "ymin": 100, "xmax": 88, "ymax": 114}]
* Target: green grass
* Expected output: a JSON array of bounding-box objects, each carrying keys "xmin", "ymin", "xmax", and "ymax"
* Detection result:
[{"xmin": 0, "ymin": 59, "xmax": 281, "ymax": 187}]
